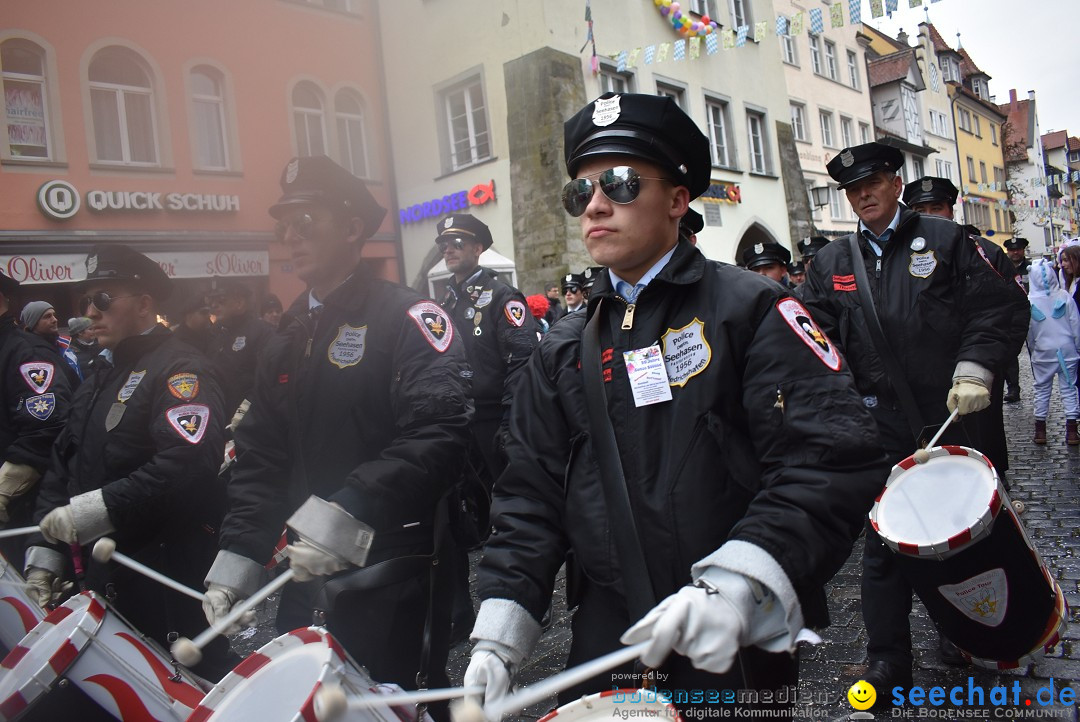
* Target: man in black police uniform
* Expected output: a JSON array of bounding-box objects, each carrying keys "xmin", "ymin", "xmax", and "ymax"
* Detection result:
[
  {"xmin": 463, "ymin": 93, "xmax": 887, "ymax": 720},
  {"xmin": 561, "ymin": 272, "xmax": 586, "ymax": 315},
  {"xmin": 787, "ymin": 261, "xmax": 806, "ymax": 287},
  {"xmin": 25, "ymin": 245, "xmax": 232, "ymax": 677},
  {"xmin": 741, "ymin": 241, "xmax": 791, "ymax": 283},
  {"xmin": 679, "ymin": 207, "xmax": 703, "ymax": 245},
  {"xmin": 202, "ymin": 156, "xmax": 471, "ymax": 716},
  {"xmin": 796, "ymin": 236, "xmax": 831, "ymax": 269},
  {"xmin": 0, "ymin": 272, "xmax": 72, "ymax": 549},
  {"xmin": 800, "ymin": 145, "xmax": 1023, "ymax": 697},
  {"xmin": 1003, "ymin": 237, "xmax": 1031, "ymax": 402},
  {"xmin": 903, "ymin": 176, "xmax": 1028, "ymax": 475},
  {"xmin": 209, "ymin": 280, "xmax": 273, "ymax": 426}
]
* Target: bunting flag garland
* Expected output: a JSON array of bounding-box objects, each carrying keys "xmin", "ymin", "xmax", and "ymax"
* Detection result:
[
  {"xmin": 656, "ymin": 42, "xmax": 670, "ymax": 62},
  {"xmin": 616, "ymin": 49, "xmax": 628, "ymax": 72},
  {"xmin": 776, "ymin": 14, "xmax": 788, "ymax": 35},
  {"xmin": 722, "ymin": 28, "xmax": 735, "ymax": 49},
  {"xmin": 705, "ymin": 32, "xmax": 720, "ymax": 54},
  {"xmin": 848, "ymin": 0, "xmax": 862, "ymax": 23},
  {"xmin": 755, "ymin": 21, "xmax": 768, "ymax": 42},
  {"xmin": 870, "ymin": 0, "xmax": 884, "ymax": 18},
  {"xmin": 830, "ymin": 3, "xmax": 844, "ymax": 27},
  {"xmin": 689, "ymin": 36, "xmax": 701, "ymax": 58},
  {"xmin": 673, "ymin": 39, "xmax": 686, "ymax": 60},
  {"xmin": 809, "ymin": 7, "xmax": 824, "ymax": 34},
  {"xmin": 628, "ymin": 47, "xmax": 641, "ymax": 67},
  {"xmin": 735, "ymin": 25, "xmax": 749, "ymax": 47},
  {"xmin": 909, "ymin": 0, "xmax": 921, "ymax": 6},
  {"xmin": 790, "ymin": 11, "xmax": 804, "ymax": 35},
  {"xmin": 643, "ymin": 44, "xmax": 656, "ymax": 64}
]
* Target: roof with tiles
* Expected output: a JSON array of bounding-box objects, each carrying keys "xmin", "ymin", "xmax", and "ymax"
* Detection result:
[
  {"xmin": 868, "ymin": 50, "xmax": 917, "ymax": 87},
  {"xmin": 1043, "ymin": 130, "xmax": 1068, "ymax": 151}
]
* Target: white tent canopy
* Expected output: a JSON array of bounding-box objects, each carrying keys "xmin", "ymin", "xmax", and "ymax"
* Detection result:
[{"xmin": 426, "ymin": 248, "xmax": 517, "ymax": 298}]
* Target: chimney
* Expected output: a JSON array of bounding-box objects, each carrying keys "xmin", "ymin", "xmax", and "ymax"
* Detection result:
[
  {"xmin": 1028, "ymin": 90, "xmax": 1036, "ymax": 101},
  {"xmin": 1009, "ymin": 89, "xmax": 1018, "ymax": 110},
  {"xmin": 897, "ymin": 28, "xmax": 908, "ymax": 46}
]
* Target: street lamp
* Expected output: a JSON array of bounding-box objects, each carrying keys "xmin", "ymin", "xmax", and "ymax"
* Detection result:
[{"xmin": 809, "ymin": 185, "xmax": 831, "ymax": 209}]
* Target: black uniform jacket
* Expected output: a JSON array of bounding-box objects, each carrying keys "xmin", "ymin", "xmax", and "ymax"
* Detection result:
[
  {"xmin": 0, "ymin": 314, "xmax": 72, "ymax": 472},
  {"xmin": 220, "ymin": 265, "xmax": 473, "ymax": 566},
  {"xmin": 33, "ymin": 326, "xmax": 225, "ymax": 551},
  {"xmin": 477, "ymin": 240, "xmax": 887, "ymax": 626},
  {"xmin": 799, "ymin": 209, "xmax": 1021, "ymax": 424},
  {"xmin": 210, "ymin": 312, "xmax": 273, "ymax": 415},
  {"xmin": 441, "ymin": 267, "xmax": 537, "ymax": 420}
]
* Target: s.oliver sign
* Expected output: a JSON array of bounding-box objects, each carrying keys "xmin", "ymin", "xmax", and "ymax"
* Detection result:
[{"xmin": 0, "ymin": 250, "xmax": 269, "ymax": 284}]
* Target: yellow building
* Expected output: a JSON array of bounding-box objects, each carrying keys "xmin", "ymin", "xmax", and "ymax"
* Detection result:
[{"xmin": 947, "ymin": 44, "xmax": 1012, "ymax": 245}]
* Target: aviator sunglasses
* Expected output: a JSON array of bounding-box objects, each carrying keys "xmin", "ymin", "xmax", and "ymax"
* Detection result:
[
  {"xmin": 436, "ymin": 238, "xmax": 468, "ymax": 252},
  {"xmin": 80, "ymin": 291, "xmax": 137, "ymax": 313},
  {"xmin": 561, "ymin": 166, "xmax": 673, "ymax": 217},
  {"xmin": 274, "ymin": 212, "xmax": 316, "ymax": 241}
]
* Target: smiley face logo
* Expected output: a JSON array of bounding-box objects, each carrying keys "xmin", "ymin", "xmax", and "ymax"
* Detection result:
[{"xmin": 848, "ymin": 680, "xmax": 876, "ymax": 710}]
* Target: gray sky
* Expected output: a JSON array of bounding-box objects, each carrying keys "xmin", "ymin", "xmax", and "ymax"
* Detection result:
[{"xmin": 868, "ymin": 0, "xmax": 1075, "ymax": 135}]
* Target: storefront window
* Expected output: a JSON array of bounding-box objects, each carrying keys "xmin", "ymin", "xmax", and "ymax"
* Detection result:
[{"xmin": 2, "ymin": 39, "xmax": 51, "ymax": 159}]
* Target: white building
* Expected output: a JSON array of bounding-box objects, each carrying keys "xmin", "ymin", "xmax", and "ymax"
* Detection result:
[
  {"xmin": 377, "ymin": 0, "xmax": 794, "ymax": 293},
  {"xmin": 773, "ymin": 0, "xmax": 875, "ymax": 242},
  {"xmin": 1000, "ymin": 90, "xmax": 1052, "ymax": 253}
]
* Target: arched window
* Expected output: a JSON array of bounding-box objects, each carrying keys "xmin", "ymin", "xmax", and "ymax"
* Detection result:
[
  {"xmin": 291, "ymin": 82, "xmax": 325, "ymax": 157},
  {"xmin": 190, "ymin": 65, "xmax": 229, "ymax": 170},
  {"xmin": 88, "ymin": 46, "xmax": 158, "ymax": 164},
  {"xmin": 2, "ymin": 39, "xmax": 51, "ymax": 159},
  {"xmin": 334, "ymin": 89, "xmax": 369, "ymax": 178}
]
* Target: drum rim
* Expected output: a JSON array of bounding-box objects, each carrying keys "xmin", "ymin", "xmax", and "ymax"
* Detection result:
[
  {"xmin": 870, "ymin": 445, "xmax": 1002, "ymax": 558},
  {"xmin": 189, "ymin": 626, "xmax": 345, "ymax": 720},
  {"xmin": 962, "ymin": 580, "xmax": 1069, "ymax": 670},
  {"xmin": 0, "ymin": 591, "xmax": 105, "ymax": 717},
  {"xmin": 537, "ymin": 688, "xmax": 682, "ymax": 722},
  {"xmin": 0, "ymin": 558, "xmax": 46, "ymax": 639}
]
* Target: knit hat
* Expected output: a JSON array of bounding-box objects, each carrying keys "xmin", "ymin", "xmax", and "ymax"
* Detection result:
[
  {"xmin": 67, "ymin": 317, "xmax": 92, "ymax": 335},
  {"xmin": 20, "ymin": 301, "xmax": 53, "ymax": 332}
]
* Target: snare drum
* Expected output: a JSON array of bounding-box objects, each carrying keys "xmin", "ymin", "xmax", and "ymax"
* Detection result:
[
  {"xmin": 539, "ymin": 690, "xmax": 680, "ymax": 722},
  {"xmin": 869, "ymin": 445, "xmax": 1068, "ymax": 669},
  {"xmin": 0, "ymin": 591, "xmax": 206, "ymax": 721},
  {"xmin": 189, "ymin": 626, "xmax": 428, "ymax": 722},
  {"xmin": 0, "ymin": 552, "xmax": 44, "ymax": 654}
]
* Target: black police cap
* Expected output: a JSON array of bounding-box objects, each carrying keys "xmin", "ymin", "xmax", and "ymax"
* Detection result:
[
  {"xmin": 564, "ymin": 93, "xmax": 711, "ymax": 199},
  {"xmin": 741, "ymin": 242, "xmax": 791, "ymax": 270},
  {"xmin": 434, "ymin": 213, "xmax": 493, "ymax": 250},
  {"xmin": 797, "ymin": 236, "xmax": 831, "ymax": 259},
  {"xmin": 788, "ymin": 261, "xmax": 806, "ymax": 276},
  {"xmin": 680, "ymin": 208, "xmax": 704, "ymax": 236},
  {"xmin": 0, "ymin": 270, "xmax": 18, "ymax": 297},
  {"xmin": 269, "ymin": 155, "xmax": 387, "ymax": 240},
  {"xmin": 826, "ymin": 142, "xmax": 904, "ymax": 190},
  {"xmin": 83, "ymin": 244, "xmax": 171, "ymax": 301},
  {"xmin": 1004, "ymin": 237, "xmax": 1030, "ymax": 250},
  {"xmin": 561, "ymin": 272, "xmax": 585, "ymax": 292},
  {"xmin": 903, "ymin": 176, "xmax": 959, "ymax": 208},
  {"xmin": 581, "ymin": 266, "xmax": 605, "ymax": 289}
]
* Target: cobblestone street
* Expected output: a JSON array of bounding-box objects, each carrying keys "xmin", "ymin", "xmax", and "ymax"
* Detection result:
[{"xmin": 237, "ymin": 354, "xmax": 1080, "ymax": 721}]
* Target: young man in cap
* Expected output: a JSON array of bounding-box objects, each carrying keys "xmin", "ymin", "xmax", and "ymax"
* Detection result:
[
  {"xmin": 787, "ymin": 261, "xmax": 807, "ymax": 287},
  {"xmin": 561, "ymin": 272, "xmax": 586, "ymax": 315},
  {"xmin": 436, "ymin": 212, "xmax": 537, "ymax": 640},
  {"xmin": 208, "ymin": 279, "xmax": 272, "ymax": 426},
  {"xmin": 203, "ymin": 156, "xmax": 471, "ymax": 712},
  {"xmin": 800, "ymin": 144, "xmax": 1024, "ymax": 698},
  {"xmin": 66, "ymin": 316, "xmax": 100, "ymax": 378},
  {"xmin": 25, "ymin": 245, "xmax": 233, "ymax": 676},
  {"xmin": 21, "ymin": 300, "xmax": 82, "ymax": 385},
  {"xmin": 741, "ymin": 242, "xmax": 792, "ymax": 283},
  {"xmin": 0, "ymin": 273, "xmax": 71, "ymax": 547},
  {"xmin": 463, "ymin": 93, "xmax": 886, "ymax": 719}
]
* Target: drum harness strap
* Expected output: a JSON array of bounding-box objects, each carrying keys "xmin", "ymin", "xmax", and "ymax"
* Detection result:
[
  {"xmin": 581, "ymin": 301, "xmax": 752, "ymax": 691},
  {"xmin": 847, "ymin": 235, "xmax": 927, "ymax": 446}
]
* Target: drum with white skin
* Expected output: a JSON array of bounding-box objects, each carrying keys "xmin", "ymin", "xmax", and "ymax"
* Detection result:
[
  {"xmin": 0, "ymin": 591, "xmax": 206, "ymax": 721},
  {"xmin": 0, "ymin": 550, "xmax": 45, "ymax": 654},
  {"xmin": 869, "ymin": 445, "xmax": 1067, "ymax": 669}
]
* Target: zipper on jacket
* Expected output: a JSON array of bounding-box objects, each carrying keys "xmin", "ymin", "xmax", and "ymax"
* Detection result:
[
  {"xmin": 773, "ymin": 387, "xmax": 785, "ymax": 414},
  {"xmin": 621, "ymin": 303, "xmax": 636, "ymax": 330}
]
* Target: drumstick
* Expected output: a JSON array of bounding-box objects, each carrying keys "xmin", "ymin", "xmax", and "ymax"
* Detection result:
[
  {"xmin": 913, "ymin": 408, "xmax": 961, "ymax": 464},
  {"xmin": 314, "ymin": 684, "xmax": 486, "ymax": 720},
  {"xmin": 0, "ymin": 525, "xmax": 40, "ymax": 539},
  {"xmin": 171, "ymin": 568, "xmax": 296, "ymax": 667},
  {"xmin": 92, "ymin": 538, "xmax": 206, "ymax": 602}
]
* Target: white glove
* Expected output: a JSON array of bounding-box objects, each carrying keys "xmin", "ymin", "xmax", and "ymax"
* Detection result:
[
  {"xmin": 25, "ymin": 567, "xmax": 72, "ymax": 609},
  {"xmin": 464, "ymin": 641, "xmax": 521, "ymax": 722},
  {"xmin": 285, "ymin": 541, "xmax": 349, "ymax": 582},
  {"xmin": 227, "ymin": 399, "xmax": 251, "ymax": 433},
  {"xmin": 202, "ymin": 584, "xmax": 257, "ymax": 635},
  {"xmin": 0, "ymin": 462, "xmax": 40, "ymax": 524},
  {"xmin": 621, "ymin": 582, "xmax": 752, "ymax": 674},
  {"xmin": 947, "ymin": 379, "xmax": 991, "ymax": 416},
  {"xmin": 39, "ymin": 505, "xmax": 77, "ymax": 545}
]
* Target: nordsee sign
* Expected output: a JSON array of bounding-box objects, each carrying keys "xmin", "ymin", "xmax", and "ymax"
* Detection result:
[{"xmin": 399, "ymin": 180, "xmax": 496, "ymax": 225}]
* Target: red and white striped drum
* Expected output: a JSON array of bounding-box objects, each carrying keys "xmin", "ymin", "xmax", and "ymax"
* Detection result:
[
  {"xmin": 0, "ymin": 591, "xmax": 206, "ymax": 721},
  {"xmin": 0, "ymin": 551, "xmax": 44, "ymax": 654},
  {"xmin": 869, "ymin": 445, "xmax": 1068, "ymax": 669},
  {"xmin": 538, "ymin": 689, "xmax": 680, "ymax": 722},
  {"xmin": 188, "ymin": 626, "xmax": 429, "ymax": 722}
]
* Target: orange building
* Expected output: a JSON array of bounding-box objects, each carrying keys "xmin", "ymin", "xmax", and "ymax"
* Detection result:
[{"xmin": 0, "ymin": 0, "xmax": 399, "ymax": 321}]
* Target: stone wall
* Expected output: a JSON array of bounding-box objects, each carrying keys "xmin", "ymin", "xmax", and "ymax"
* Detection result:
[{"xmin": 776, "ymin": 119, "xmax": 815, "ymax": 248}]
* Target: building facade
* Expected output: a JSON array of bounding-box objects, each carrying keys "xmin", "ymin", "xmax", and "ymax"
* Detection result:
[
  {"xmin": 1041, "ymin": 130, "xmax": 1079, "ymax": 242},
  {"xmin": 379, "ymin": 0, "xmax": 794, "ymax": 295},
  {"xmin": 1, "ymin": 0, "xmax": 399, "ymax": 321},
  {"xmin": 773, "ymin": 0, "xmax": 875, "ymax": 243},
  {"xmin": 1000, "ymin": 90, "xmax": 1052, "ymax": 253}
]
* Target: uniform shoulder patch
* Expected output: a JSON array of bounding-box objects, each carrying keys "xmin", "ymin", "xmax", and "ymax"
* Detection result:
[
  {"xmin": 25, "ymin": 393, "xmax": 56, "ymax": 421},
  {"xmin": 775, "ymin": 298, "xmax": 842, "ymax": 371},
  {"xmin": 166, "ymin": 404, "xmax": 210, "ymax": 445},
  {"xmin": 407, "ymin": 301, "xmax": 454, "ymax": 353},
  {"xmin": 504, "ymin": 300, "xmax": 527, "ymax": 328},
  {"xmin": 19, "ymin": 362, "xmax": 54, "ymax": 394},
  {"xmin": 167, "ymin": 372, "xmax": 200, "ymax": 400}
]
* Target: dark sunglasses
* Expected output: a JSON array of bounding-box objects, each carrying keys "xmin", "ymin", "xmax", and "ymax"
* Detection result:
[
  {"xmin": 561, "ymin": 166, "xmax": 673, "ymax": 217},
  {"xmin": 563, "ymin": 285, "xmax": 582, "ymax": 294},
  {"xmin": 436, "ymin": 238, "xmax": 468, "ymax": 252},
  {"xmin": 80, "ymin": 291, "xmax": 137, "ymax": 313},
  {"xmin": 274, "ymin": 212, "xmax": 316, "ymax": 241}
]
